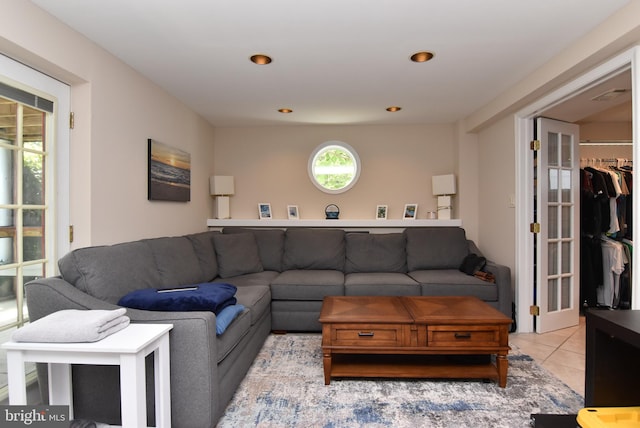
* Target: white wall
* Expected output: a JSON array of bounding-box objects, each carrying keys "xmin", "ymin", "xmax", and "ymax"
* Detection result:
[
  {"xmin": 213, "ymin": 124, "xmax": 458, "ymax": 222},
  {"xmin": 0, "ymin": 1, "xmax": 216, "ymax": 247},
  {"xmin": 476, "ymin": 116, "xmax": 516, "ymax": 272}
]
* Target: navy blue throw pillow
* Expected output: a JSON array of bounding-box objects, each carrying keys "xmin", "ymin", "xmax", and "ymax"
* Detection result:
[{"xmin": 118, "ymin": 282, "xmax": 237, "ymax": 315}]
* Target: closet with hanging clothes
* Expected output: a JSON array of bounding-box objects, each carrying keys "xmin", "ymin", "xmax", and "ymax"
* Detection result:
[{"xmin": 580, "ymin": 157, "xmax": 633, "ymax": 310}]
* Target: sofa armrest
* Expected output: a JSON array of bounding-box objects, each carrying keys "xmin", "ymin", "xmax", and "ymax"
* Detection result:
[
  {"xmin": 482, "ymin": 261, "xmax": 512, "ymax": 319},
  {"xmin": 25, "ymin": 278, "xmax": 221, "ymax": 428}
]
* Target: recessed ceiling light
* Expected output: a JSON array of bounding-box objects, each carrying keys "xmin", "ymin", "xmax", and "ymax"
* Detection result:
[
  {"xmin": 410, "ymin": 51, "xmax": 434, "ymax": 63},
  {"xmin": 386, "ymin": 106, "xmax": 402, "ymax": 112},
  {"xmin": 250, "ymin": 54, "xmax": 272, "ymax": 65},
  {"xmin": 278, "ymin": 108, "xmax": 293, "ymax": 113}
]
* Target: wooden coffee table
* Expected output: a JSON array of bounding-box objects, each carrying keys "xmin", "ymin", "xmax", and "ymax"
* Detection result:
[{"xmin": 319, "ymin": 295, "xmax": 511, "ymax": 387}]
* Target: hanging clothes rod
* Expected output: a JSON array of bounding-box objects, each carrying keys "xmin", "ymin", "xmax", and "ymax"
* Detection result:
[{"xmin": 580, "ymin": 158, "xmax": 632, "ymax": 168}]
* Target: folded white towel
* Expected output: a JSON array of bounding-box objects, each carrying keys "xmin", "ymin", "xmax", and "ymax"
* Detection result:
[{"xmin": 12, "ymin": 308, "xmax": 130, "ymax": 343}]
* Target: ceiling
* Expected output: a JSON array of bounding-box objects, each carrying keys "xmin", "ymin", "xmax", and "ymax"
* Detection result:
[
  {"xmin": 542, "ymin": 69, "xmax": 632, "ymax": 125},
  {"xmin": 30, "ymin": 0, "xmax": 631, "ymax": 127}
]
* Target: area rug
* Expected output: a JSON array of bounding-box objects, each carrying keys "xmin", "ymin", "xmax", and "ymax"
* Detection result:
[{"xmin": 217, "ymin": 334, "xmax": 583, "ymax": 427}]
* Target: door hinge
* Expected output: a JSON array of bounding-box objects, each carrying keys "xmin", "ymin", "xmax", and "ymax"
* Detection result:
[
  {"xmin": 530, "ymin": 305, "xmax": 540, "ymax": 316},
  {"xmin": 69, "ymin": 112, "xmax": 75, "ymax": 129},
  {"xmin": 69, "ymin": 225, "xmax": 74, "ymax": 243},
  {"xmin": 530, "ymin": 140, "xmax": 541, "ymax": 151},
  {"xmin": 530, "ymin": 222, "xmax": 541, "ymax": 233}
]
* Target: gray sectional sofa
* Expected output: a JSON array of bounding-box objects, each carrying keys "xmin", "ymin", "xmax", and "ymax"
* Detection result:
[{"xmin": 25, "ymin": 226, "xmax": 511, "ymax": 428}]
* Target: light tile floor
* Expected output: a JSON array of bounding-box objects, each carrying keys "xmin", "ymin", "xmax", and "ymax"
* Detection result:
[{"xmin": 510, "ymin": 316, "xmax": 586, "ymax": 396}]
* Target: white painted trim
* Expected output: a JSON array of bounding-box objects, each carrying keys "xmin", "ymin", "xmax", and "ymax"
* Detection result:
[
  {"xmin": 632, "ymin": 47, "xmax": 640, "ymax": 310},
  {"xmin": 514, "ymin": 47, "xmax": 638, "ymax": 332}
]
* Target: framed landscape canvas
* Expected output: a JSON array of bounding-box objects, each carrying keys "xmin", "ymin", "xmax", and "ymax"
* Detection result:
[{"xmin": 148, "ymin": 139, "xmax": 191, "ymax": 202}]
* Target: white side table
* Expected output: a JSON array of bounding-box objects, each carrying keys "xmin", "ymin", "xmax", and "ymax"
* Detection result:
[{"xmin": 1, "ymin": 323, "xmax": 173, "ymax": 428}]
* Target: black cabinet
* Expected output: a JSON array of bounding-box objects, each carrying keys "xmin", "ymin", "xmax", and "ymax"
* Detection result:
[{"xmin": 585, "ymin": 309, "xmax": 640, "ymax": 407}]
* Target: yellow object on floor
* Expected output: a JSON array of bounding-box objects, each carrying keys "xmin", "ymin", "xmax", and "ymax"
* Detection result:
[{"xmin": 578, "ymin": 407, "xmax": 640, "ymax": 428}]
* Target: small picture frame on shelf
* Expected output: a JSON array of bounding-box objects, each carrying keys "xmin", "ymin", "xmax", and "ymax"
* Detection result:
[
  {"xmin": 403, "ymin": 203, "xmax": 418, "ymax": 220},
  {"xmin": 287, "ymin": 205, "xmax": 299, "ymax": 220},
  {"xmin": 376, "ymin": 205, "xmax": 388, "ymax": 220},
  {"xmin": 258, "ymin": 203, "xmax": 272, "ymax": 220}
]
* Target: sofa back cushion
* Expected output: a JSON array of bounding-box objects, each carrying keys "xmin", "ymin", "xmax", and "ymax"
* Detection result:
[
  {"xmin": 213, "ymin": 233, "xmax": 264, "ymax": 278},
  {"xmin": 282, "ymin": 228, "xmax": 345, "ymax": 271},
  {"xmin": 405, "ymin": 227, "xmax": 469, "ymax": 271},
  {"xmin": 143, "ymin": 236, "xmax": 206, "ymax": 286},
  {"xmin": 345, "ymin": 233, "xmax": 407, "ymax": 273},
  {"xmin": 222, "ymin": 227, "xmax": 284, "ymax": 271},
  {"xmin": 185, "ymin": 231, "xmax": 219, "ymax": 281},
  {"xmin": 58, "ymin": 241, "xmax": 163, "ymax": 304}
]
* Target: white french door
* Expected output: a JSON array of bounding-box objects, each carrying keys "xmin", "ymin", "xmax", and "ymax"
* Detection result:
[
  {"xmin": 534, "ymin": 117, "xmax": 580, "ymax": 333},
  {"xmin": 0, "ymin": 53, "xmax": 70, "ymax": 401}
]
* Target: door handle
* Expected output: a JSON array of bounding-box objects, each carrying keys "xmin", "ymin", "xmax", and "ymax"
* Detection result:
[{"xmin": 358, "ymin": 332, "xmax": 374, "ymax": 337}]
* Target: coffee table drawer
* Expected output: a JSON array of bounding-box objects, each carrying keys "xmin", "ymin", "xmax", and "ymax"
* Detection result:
[
  {"xmin": 427, "ymin": 325, "xmax": 501, "ymax": 347},
  {"xmin": 332, "ymin": 324, "xmax": 405, "ymax": 347}
]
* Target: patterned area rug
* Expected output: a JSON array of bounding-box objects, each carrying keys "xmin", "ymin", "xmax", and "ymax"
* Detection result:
[{"xmin": 217, "ymin": 334, "xmax": 583, "ymax": 427}]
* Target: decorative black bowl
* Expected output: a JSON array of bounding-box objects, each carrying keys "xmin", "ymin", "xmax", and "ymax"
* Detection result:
[{"xmin": 325, "ymin": 204, "xmax": 340, "ymax": 220}]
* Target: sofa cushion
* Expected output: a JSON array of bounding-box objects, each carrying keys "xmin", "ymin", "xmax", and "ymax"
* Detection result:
[
  {"xmin": 58, "ymin": 241, "xmax": 162, "ymax": 304},
  {"xmin": 216, "ymin": 308, "xmax": 251, "ymax": 363},
  {"xmin": 271, "ymin": 270, "xmax": 344, "ymax": 300},
  {"xmin": 282, "ymin": 228, "xmax": 345, "ymax": 270},
  {"xmin": 405, "ymin": 227, "xmax": 469, "ymax": 270},
  {"xmin": 345, "ymin": 233, "xmax": 407, "ymax": 273},
  {"xmin": 233, "ymin": 284, "xmax": 271, "ymax": 326},
  {"xmin": 223, "ymin": 227, "xmax": 284, "ymax": 271},
  {"xmin": 185, "ymin": 231, "xmax": 219, "ymax": 281},
  {"xmin": 409, "ymin": 269, "xmax": 498, "ymax": 301},
  {"xmin": 143, "ymin": 236, "xmax": 205, "ymax": 286},
  {"xmin": 213, "ymin": 233, "xmax": 264, "ymax": 278},
  {"xmin": 117, "ymin": 282, "xmax": 237, "ymax": 314},
  {"xmin": 344, "ymin": 272, "xmax": 420, "ymax": 296}
]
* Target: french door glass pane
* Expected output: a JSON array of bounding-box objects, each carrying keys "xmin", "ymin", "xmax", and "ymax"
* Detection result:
[
  {"xmin": 561, "ymin": 134, "xmax": 572, "ymax": 167},
  {"xmin": 0, "ymin": 147, "xmax": 15, "ymax": 205},
  {"xmin": 23, "ymin": 107, "xmax": 44, "ymax": 151},
  {"xmin": 0, "ymin": 267, "xmax": 17, "ymax": 321},
  {"xmin": 23, "ymin": 151, "xmax": 44, "ymax": 205},
  {"xmin": 548, "ymin": 132, "xmax": 558, "ymax": 166},
  {"xmin": 548, "ymin": 206, "xmax": 558, "ymax": 238},
  {"xmin": 562, "ymin": 206, "xmax": 572, "ymax": 238},
  {"xmin": 548, "ymin": 169, "xmax": 558, "ymax": 202},
  {"xmin": 23, "ymin": 262, "xmax": 44, "ymax": 284},
  {"xmin": 561, "ymin": 278, "xmax": 571, "ymax": 309},
  {"xmin": 561, "ymin": 170, "xmax": 572, "ymax": 202},
  {"xmin": 23, "ymin": 209, "xmax": 44, "ymax": 262},
  {"xmin": 548, "ymin": 242, "xmax": 558, "ymax": 275},
  {"xmin": 0, "ymin": 99, "xmax": 17, "ymax": 145},
  {"xmin": 548, "ymin": 278, "xmax": 559, "ymax": 311},
  {"xmin": 561, "ymin": 242, "xmax": 571, "ymax": 273},
  {"xmin": 0, "ymin": 208, "xmax": 15, "ymax": 265}
]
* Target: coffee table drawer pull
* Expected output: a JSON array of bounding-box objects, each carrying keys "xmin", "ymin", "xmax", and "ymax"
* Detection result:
[
  {"xmin": 454, "ymin": 332, "xmax": 472, "ymax": 339},
  {"xmin": 358, "ymin": 332, "xmax": 375, "ymax": 337}
]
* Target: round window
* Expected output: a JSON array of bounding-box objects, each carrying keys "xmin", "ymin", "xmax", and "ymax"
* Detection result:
[{"xmin": 308, "ymin": 141, "xmax": 361, "ymax": 194}]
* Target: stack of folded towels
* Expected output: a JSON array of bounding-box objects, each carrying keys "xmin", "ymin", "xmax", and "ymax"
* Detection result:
[{"xmin": 12, "ymin": 308, "xmax": 130, "ymax": 343}]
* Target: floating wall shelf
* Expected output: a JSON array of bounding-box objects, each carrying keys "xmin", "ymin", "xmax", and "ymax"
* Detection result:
[{"xmin": 206, "ymin": 219, "xmax": 462, "ymax": 231}]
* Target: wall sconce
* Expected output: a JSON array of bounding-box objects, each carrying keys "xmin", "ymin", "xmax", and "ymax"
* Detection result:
[
  {"xmin": 432, "ymin": 174, "xmax": 456, "ymax": 220},
  {"xmin": 210, "ymin": 176, "xmax": 235, "ymax": 219}
]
